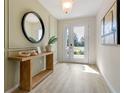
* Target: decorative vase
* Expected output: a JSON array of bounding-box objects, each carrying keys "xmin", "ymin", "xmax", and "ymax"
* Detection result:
[{"xmin": 45, "ymin": 44, "xmax": 51, "ymax": 52}]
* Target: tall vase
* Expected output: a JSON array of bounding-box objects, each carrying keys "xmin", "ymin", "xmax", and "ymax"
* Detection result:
[{"xmin": 45, "ymin": 44, "xmax": 51, "ymax": 52}]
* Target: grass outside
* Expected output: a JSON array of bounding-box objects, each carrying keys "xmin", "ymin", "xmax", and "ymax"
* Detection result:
[{"xmin": 74, "ymin": 47, "xmax": 85, "ymax": 55}]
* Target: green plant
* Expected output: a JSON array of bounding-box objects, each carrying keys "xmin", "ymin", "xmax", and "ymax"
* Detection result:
[{"xmin": 48, "ymin": 36, "xmax": 57, "ymax": 45}]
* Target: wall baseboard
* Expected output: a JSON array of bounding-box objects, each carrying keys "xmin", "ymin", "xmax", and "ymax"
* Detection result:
[
  {"xmin": 5, "ymin": 84, "xmax": 19, "ymax": 93},
  {"xmin": 99, "ymin": 70, "xmax": 117, "ymax": 93}
]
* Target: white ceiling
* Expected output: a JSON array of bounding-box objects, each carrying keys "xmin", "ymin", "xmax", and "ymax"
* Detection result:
[{"xmin": 38, "ymin": 0, "xmax": 104, "ymax": 20}]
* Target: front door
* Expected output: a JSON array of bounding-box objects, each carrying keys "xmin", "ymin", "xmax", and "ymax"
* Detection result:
[{"xmin": 63, "ymin": 25, "xmax": 89, "ymax": 63}]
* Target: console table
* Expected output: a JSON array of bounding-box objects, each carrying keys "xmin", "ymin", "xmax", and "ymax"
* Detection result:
[{"xmin": 8, "ymin": 52, "xmax": 53, "ymax": 91}]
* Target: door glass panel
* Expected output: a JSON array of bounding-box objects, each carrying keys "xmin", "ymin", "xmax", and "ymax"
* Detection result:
[
  {"xmin": 73, "ymin": 26, "xmax": 85, "ymax": 59},
  {"xmin": 65, "ymin": 28, "xmax": 70, "ymax": 58}
]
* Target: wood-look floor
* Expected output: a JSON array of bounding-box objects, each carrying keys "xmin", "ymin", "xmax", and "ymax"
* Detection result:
[{"xmin": 13, "ymin": 63, "xmax": 111, "ymax": 93}]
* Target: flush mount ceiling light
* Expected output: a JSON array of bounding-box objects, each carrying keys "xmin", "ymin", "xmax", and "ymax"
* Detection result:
[{"xmin": 62, "ymin": 0, "xmax": 73, "ymax": 14}]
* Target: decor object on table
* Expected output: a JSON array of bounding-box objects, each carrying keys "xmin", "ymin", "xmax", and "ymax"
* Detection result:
[
  {"xmin": 101, "ymin": 1, "xmax": 120, "ymax": 45},
  {"xmin": 37, "ymin": 47, "xmax": 41, "ymax": 54},
  {"xmin": 46, "ymin": 36, "xmax": 57, "ymax": 52},
  {"xmin": 18, "ymin": 51, "xmax": 31, "ymax": 57},
  {"xmin": 30, "ymin": 50, "xmax": 38, "ymax": 56}
]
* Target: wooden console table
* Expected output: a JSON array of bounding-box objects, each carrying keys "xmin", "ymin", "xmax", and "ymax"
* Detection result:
[{"xmin": 8, "ymin": 52, "xmax": 53, "ymax": 91}]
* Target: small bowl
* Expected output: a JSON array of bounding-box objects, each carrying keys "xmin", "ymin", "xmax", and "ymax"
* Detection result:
[{"xmin": 18, "ymin": 51, "xmax": 31, "ymax": 57}]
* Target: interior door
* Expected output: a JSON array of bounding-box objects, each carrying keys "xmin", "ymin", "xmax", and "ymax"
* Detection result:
[{"xmin": 63, "ymin": 25, "xmax": 89, "ymax": 63}]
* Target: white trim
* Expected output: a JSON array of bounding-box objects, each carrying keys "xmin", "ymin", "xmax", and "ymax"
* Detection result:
[
  {"xmin": 102, "ymin": 74, "xmax": 117, "ymax": 93},
  {"xmin": 5, "ymin": 84, "xmax": 19, "ymax": 93},
  {"xmin": 99, "ymin": 70, "xmax": 117, "ymax": 93}
]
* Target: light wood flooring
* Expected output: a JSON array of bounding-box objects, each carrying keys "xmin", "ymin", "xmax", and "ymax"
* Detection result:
[{"xmin": 13, "ymin": 63, "xmax": 111, "ymax": 93}]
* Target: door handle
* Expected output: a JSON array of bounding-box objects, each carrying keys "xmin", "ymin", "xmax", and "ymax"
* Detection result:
[{"xmin": 70, "ymin": 44, "xmax": 73, "ymax": 49}]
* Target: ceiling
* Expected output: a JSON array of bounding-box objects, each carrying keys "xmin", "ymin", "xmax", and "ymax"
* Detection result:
[{"xmin": 38, "ymin": 0, "xmax": 104, "ymax": 20}]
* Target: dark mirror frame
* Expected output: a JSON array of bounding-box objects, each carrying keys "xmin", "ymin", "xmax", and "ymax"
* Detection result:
[{"xmin": 21, "ymin": 11, "xmax": 45, "ymax": 43}]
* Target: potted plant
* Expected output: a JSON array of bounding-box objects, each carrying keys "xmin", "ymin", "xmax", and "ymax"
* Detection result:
[{"xmin": 46, "ymin": 36, "xmax": 57, "ymax": 52}]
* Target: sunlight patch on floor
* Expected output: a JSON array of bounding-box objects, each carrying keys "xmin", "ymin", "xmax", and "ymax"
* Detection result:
[
  {"xmin": 82, "ymin": 65, "xmax": 99, "ymax": 74},
  {"xmin": 72, "ymin": 64, "xmax": 99, "ymax": 75}
]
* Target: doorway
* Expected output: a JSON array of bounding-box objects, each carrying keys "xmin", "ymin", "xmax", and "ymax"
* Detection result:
[{"xmin": 63, "ymin": 24, "xmax": 89, "ymax": 63}]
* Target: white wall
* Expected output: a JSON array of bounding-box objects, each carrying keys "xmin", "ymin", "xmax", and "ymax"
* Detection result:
[
  {"xmin": 96, "ymin": 0, "xmax": 120, "ymax": 93},
  {"xmin": 58, "ymin": 17, "xmax": 96, "ymax": 64},
  {"xmin": 8, "ymin": 0, "xmax": 50, "ymax": 48},
  {"xmin": 49, "ymin": 16, "xmax": 58, "ymax": 64},
  {"xmin": 5, "ymin": 0, "xmax": 58, "ymax": 91}
]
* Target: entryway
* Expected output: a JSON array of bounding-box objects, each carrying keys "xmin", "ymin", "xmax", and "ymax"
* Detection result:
[
  {"xmin": 63, "ymin": 24, "xmax": 89, "ymax": 64},
  {"xmin": 13, "ymin": 63, "xmax": 110, "ymax": 93}
]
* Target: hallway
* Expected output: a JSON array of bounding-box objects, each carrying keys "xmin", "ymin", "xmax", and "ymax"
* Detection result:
[
  {"xmin": 3, "ymin": 0, "xmax": 120, "ymax": 92},
  {"xmin": 14, "ymin": 63, "xmax": 111, "ymax": 93}
]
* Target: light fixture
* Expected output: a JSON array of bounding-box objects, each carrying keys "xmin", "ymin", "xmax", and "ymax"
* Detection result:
[{"xmin": 62, "ymin": 0, "xmax": 73, "ymax": 14}]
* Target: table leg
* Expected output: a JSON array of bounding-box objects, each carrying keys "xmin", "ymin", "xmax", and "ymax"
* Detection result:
[
  {"xmin": 20, "ymin": 60, "xmax": 32, "ymax": 91},
  {"xmin": 46, "ymin": 54, "xmax": 53, "ymax": 70}
]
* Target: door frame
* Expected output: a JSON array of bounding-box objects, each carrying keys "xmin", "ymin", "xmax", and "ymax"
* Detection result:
[{"xmin": 62, "ymin": 24, "xmax": 89, "ymax": 64}]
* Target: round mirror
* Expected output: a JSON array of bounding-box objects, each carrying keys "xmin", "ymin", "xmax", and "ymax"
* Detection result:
[{"xmin": 22, "ymin": 11, "xmax": 45, "ymax": 43}]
